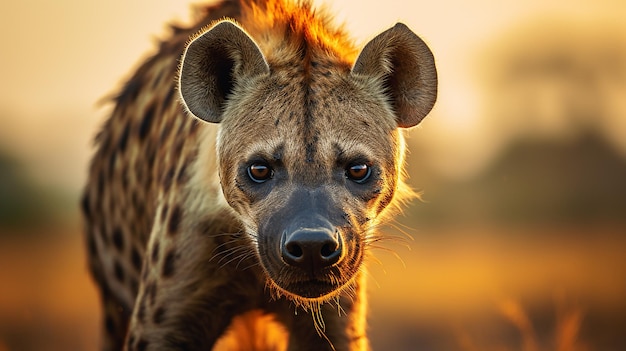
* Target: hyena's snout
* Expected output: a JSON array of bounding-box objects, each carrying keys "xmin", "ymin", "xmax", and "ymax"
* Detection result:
[
  {"xmin": 281, "ymin": 214, "xmax": 344, "ymax": 276},
  {"xmin": 259, "ymin": 188, "xmax": 361, "ymax": 300}
]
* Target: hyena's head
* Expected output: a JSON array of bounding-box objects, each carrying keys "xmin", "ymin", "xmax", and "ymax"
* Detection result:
[{"xmin": 178, "ymin": 20, "xmax": 436, "ymax": 304}]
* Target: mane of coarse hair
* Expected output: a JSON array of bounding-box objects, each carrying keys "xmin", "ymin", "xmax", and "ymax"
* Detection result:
[{"xmin": 237, "ymin": 0, "xmax": 358, "ymax": 66}]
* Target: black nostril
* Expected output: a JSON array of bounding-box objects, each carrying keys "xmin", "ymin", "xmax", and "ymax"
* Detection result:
[
  {"xmin": 281, "ymin": 229, "xmax": 343, "ymax": 274},
  {"xmin": 320, "ymin": 242, "xmax": 338, "ymax": 258},
  {"xmin": 285, "ymin": 241, "xmax": 303, "ymax": 258}
]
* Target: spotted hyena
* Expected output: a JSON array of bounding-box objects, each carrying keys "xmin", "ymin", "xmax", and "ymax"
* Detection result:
[{"xmin": 81, "ymin": 0, "xmax": 437, "ymax": 350}]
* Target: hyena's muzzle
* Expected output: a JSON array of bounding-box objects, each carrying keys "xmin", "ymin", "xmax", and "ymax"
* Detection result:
[{"xmin": 258, "ymin": 187, "xmax": 362, "ymax": 300}]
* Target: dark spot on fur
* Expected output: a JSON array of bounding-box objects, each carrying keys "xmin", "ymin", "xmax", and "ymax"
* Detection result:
[
  {"xmin": 273, "ymin": 144, "xmax": 284, "ymax": 162},
  {"xmin": 109, "ymin": 151, "xmax": 117, "ymax": 178},
  {"xmin": 176, "ymin": 162, "xmax": 188, "ymax": 184},
  {"xmin": 137, "ymin": 298, "xmax": 146, "ymax": 323},
  {"xmin": 127, "ymin": 335, "xmax": 136, "ymax": 351},
  {"xmin": 151, "ymin": 242, "xmax": 160, "ymax": 263},
  {"xmin": 163, "ymin": 167, "xmax": 175, "ymax": 193},
  {"xmin": 163, "ymin": 88, "xmax": 175, "ymax": 111},
  {"xmin": 159, "ymin": 120, "xmax": 172, "ymax": 143},
  {"xmin": 117, "ymin": 78, "xmax": 140, "ymax": 105},
  {"xmin": 112, "ymin": 227, "xmax": 124, "ymax": 251},
  {"xmin": 114, "ymin": 260, "xmax": 125, "ymax": 283},
  {"xmin": 105, "ymin": 314, "xmax": 116, "ymax": 335},
  {"xmin": 153, "ymin": 306, "xmax": 165, "ymax": 324},
  {"xmin": 141, "ymin": 266, "xmax": 149, "ymax": 282},
  {"xmin": 168, "ymin": 206, "xmax": 182, "ymax": 236},
  {"xmin": 161, "ymin": 204, "xmax": 169, "ymax": 224},
  {"xmin": 189, "ymin": 118, "xmax": 200, "ymax": 136},
  {"xmin": 274, "ymin": 118, "xmax": 280, "ymax": 126},
  {"xmin": 136, "ymin": 338, "xmax": 148, "ymax": 351},
  {"xmin": 97, "ymin": 170, "xmax": 105, "ymax": 199},
  {"xmin": 118, "ymin": 125, "xmax": 130, "ymax": 152},
  {"xmin": 130, "ymin": 277, "xmax": 139, "ymax": 295},
  {"xmin": 80, "ymin": 193, "xmax": 91, "ymax": 220},
  {"xmin": 86, "ymin": 232, "xmax": 97, "ymax": 256},
  {"xmin": 121, "ymin": 168, "xmax": 130, "ymax": 191},
  {"xmin": 139, "ymin": 105, "xmax": 155, "ymax": 140},
  {"xmin": 99, "ymin": 224, "xmax": 109, "ymax": 246},
  {"xmin": 146, "ymin": 144, "xmax": 157, "ymax": 171},
  {"xmin": 162, "ymin": 250, "xmax": 176, "ymax": 277},
  {"xmin": 145, "ymin": 282, "xmax": 157, "ymax": 305},
  {"xmin": 131, "ymin": 246, "xmax": 142, "ymax": 272}
]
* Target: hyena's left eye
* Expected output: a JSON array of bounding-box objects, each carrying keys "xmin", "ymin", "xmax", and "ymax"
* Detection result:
[
  {"xmin": 346, "ymin": 163, "xmax": 371, "ymax": 183},
  {"xmin": 247, "ymin": 162, "xmax": 273, "ymax": 183}
]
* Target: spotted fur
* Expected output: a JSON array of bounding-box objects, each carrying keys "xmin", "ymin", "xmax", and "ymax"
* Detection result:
[{"xmin": 82, "ymin": 1, "xmax": 437, "ymax": 350}]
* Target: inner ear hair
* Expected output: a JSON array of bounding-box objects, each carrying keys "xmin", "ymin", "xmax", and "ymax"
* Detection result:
[
  {"xmin": 352, "ymin": 23, "xmax": 438, "ymax": 128},
  {"xmin": 178, "ymin": 20, "xmax": 270, "ymax": 123}
]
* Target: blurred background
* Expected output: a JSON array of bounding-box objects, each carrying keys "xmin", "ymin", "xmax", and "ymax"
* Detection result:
[{"xmin": 1, "ymin": 0, "xmax": 625, "ymax": 350}]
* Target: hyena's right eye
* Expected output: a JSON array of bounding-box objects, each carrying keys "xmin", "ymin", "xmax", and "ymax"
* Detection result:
[
  {"xmin": 247, "ymin": 162, "xmax": 273, "ymax": 183},
  {"xmin": 346, "ymin": 163, "xmax": 372, "ymax": 184}
]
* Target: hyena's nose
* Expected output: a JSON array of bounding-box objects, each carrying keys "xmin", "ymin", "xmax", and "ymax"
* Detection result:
[{"xmin": 281, "ymin": 229, "xmax": 342, "ymax": 274}]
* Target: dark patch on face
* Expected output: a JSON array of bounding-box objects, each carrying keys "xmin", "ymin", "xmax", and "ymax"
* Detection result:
[
  {"xmin": 112, "ymin": 227, "xmax": 124, "ymax": 252},
  {"xmin": 131, "ymin": 246, "xmax": 142, "ymax": 272},
  {"xmin": 162, "ymin": 250, "xmax": 176, "ymax": 277},
  {"xmin": 305, "ymin": 133, "xmax": 319, "ymax": 163},
  {"xmin": 274, "ymin": 118, "xmax": 280, "ymax": 126},
  {"xmin": 376, "ymin": 188, "xmax": 396, "ymax": 214},
  {"xmin": 151, "ymin": 242, "xmax": 160, "ymax": 263},
  {"xmin": 113, "ymin": 260, "xmax": 125, "ymax": 283},
  {"xmin": 273, "ymin": 143, "xmax": 285, "ymax": 162},
  {"xmin": 168, "ymin": 206, "xmax": 182, "ymax": 236},
  {"xmin": 153, "ymin": 306, "xmax": 165, "ymax": 324},
  {"xmin": 139, "ymin": 105, "xmax": 155, "ymax": 140}
]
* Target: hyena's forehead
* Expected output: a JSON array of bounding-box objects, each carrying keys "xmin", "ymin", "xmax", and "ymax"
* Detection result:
[{"xmin": 219, "ymin": 67, "xmax": 399, "ymax": 170}]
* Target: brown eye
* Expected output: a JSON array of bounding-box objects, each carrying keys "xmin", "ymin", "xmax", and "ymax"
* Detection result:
[
  {"xmin": 346, "ymin": 163, "xmax": 371, "ymax": 183},
  {"xmin": 247, "ymin": 162, "xmax": 273, "ymax": 183}
]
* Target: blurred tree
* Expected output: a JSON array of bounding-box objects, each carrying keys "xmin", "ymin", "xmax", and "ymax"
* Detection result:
[{"xmin": 0, "ymin": 150, "xmax": 57, "ymax": 233}]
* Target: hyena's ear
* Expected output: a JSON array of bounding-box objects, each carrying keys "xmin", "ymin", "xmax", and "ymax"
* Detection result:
[
  {"xmin": 352, "ymin": 23, "xmax": 437, "ymax": 128},
  {"xmin": 178, "ymin": 20, "xmax": 269, "ymax": 123}
]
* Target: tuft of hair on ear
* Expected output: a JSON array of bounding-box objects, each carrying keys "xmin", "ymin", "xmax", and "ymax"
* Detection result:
[{"xmin": 351, "ymin": 23, "xmax": 437, "ymax": 128}]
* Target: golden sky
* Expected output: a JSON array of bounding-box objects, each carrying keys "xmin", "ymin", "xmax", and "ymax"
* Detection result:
[{"xmin": 0, "ymin": 0, "xmax": 624, "ymax": 191}]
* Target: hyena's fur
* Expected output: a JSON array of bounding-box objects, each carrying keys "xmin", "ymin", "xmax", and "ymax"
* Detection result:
[{"xmin": 81, "ymin": 0, "xmax": 437, "ymax": 350}]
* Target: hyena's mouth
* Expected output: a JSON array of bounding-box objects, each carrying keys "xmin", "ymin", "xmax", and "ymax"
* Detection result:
[
  {"xmin": 259, "ymin": 228, "xmax": 362, "ymax": 302},
  {"xmin": 269, "ymin": 266, "xmax": 354, "ymax": 301}
]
